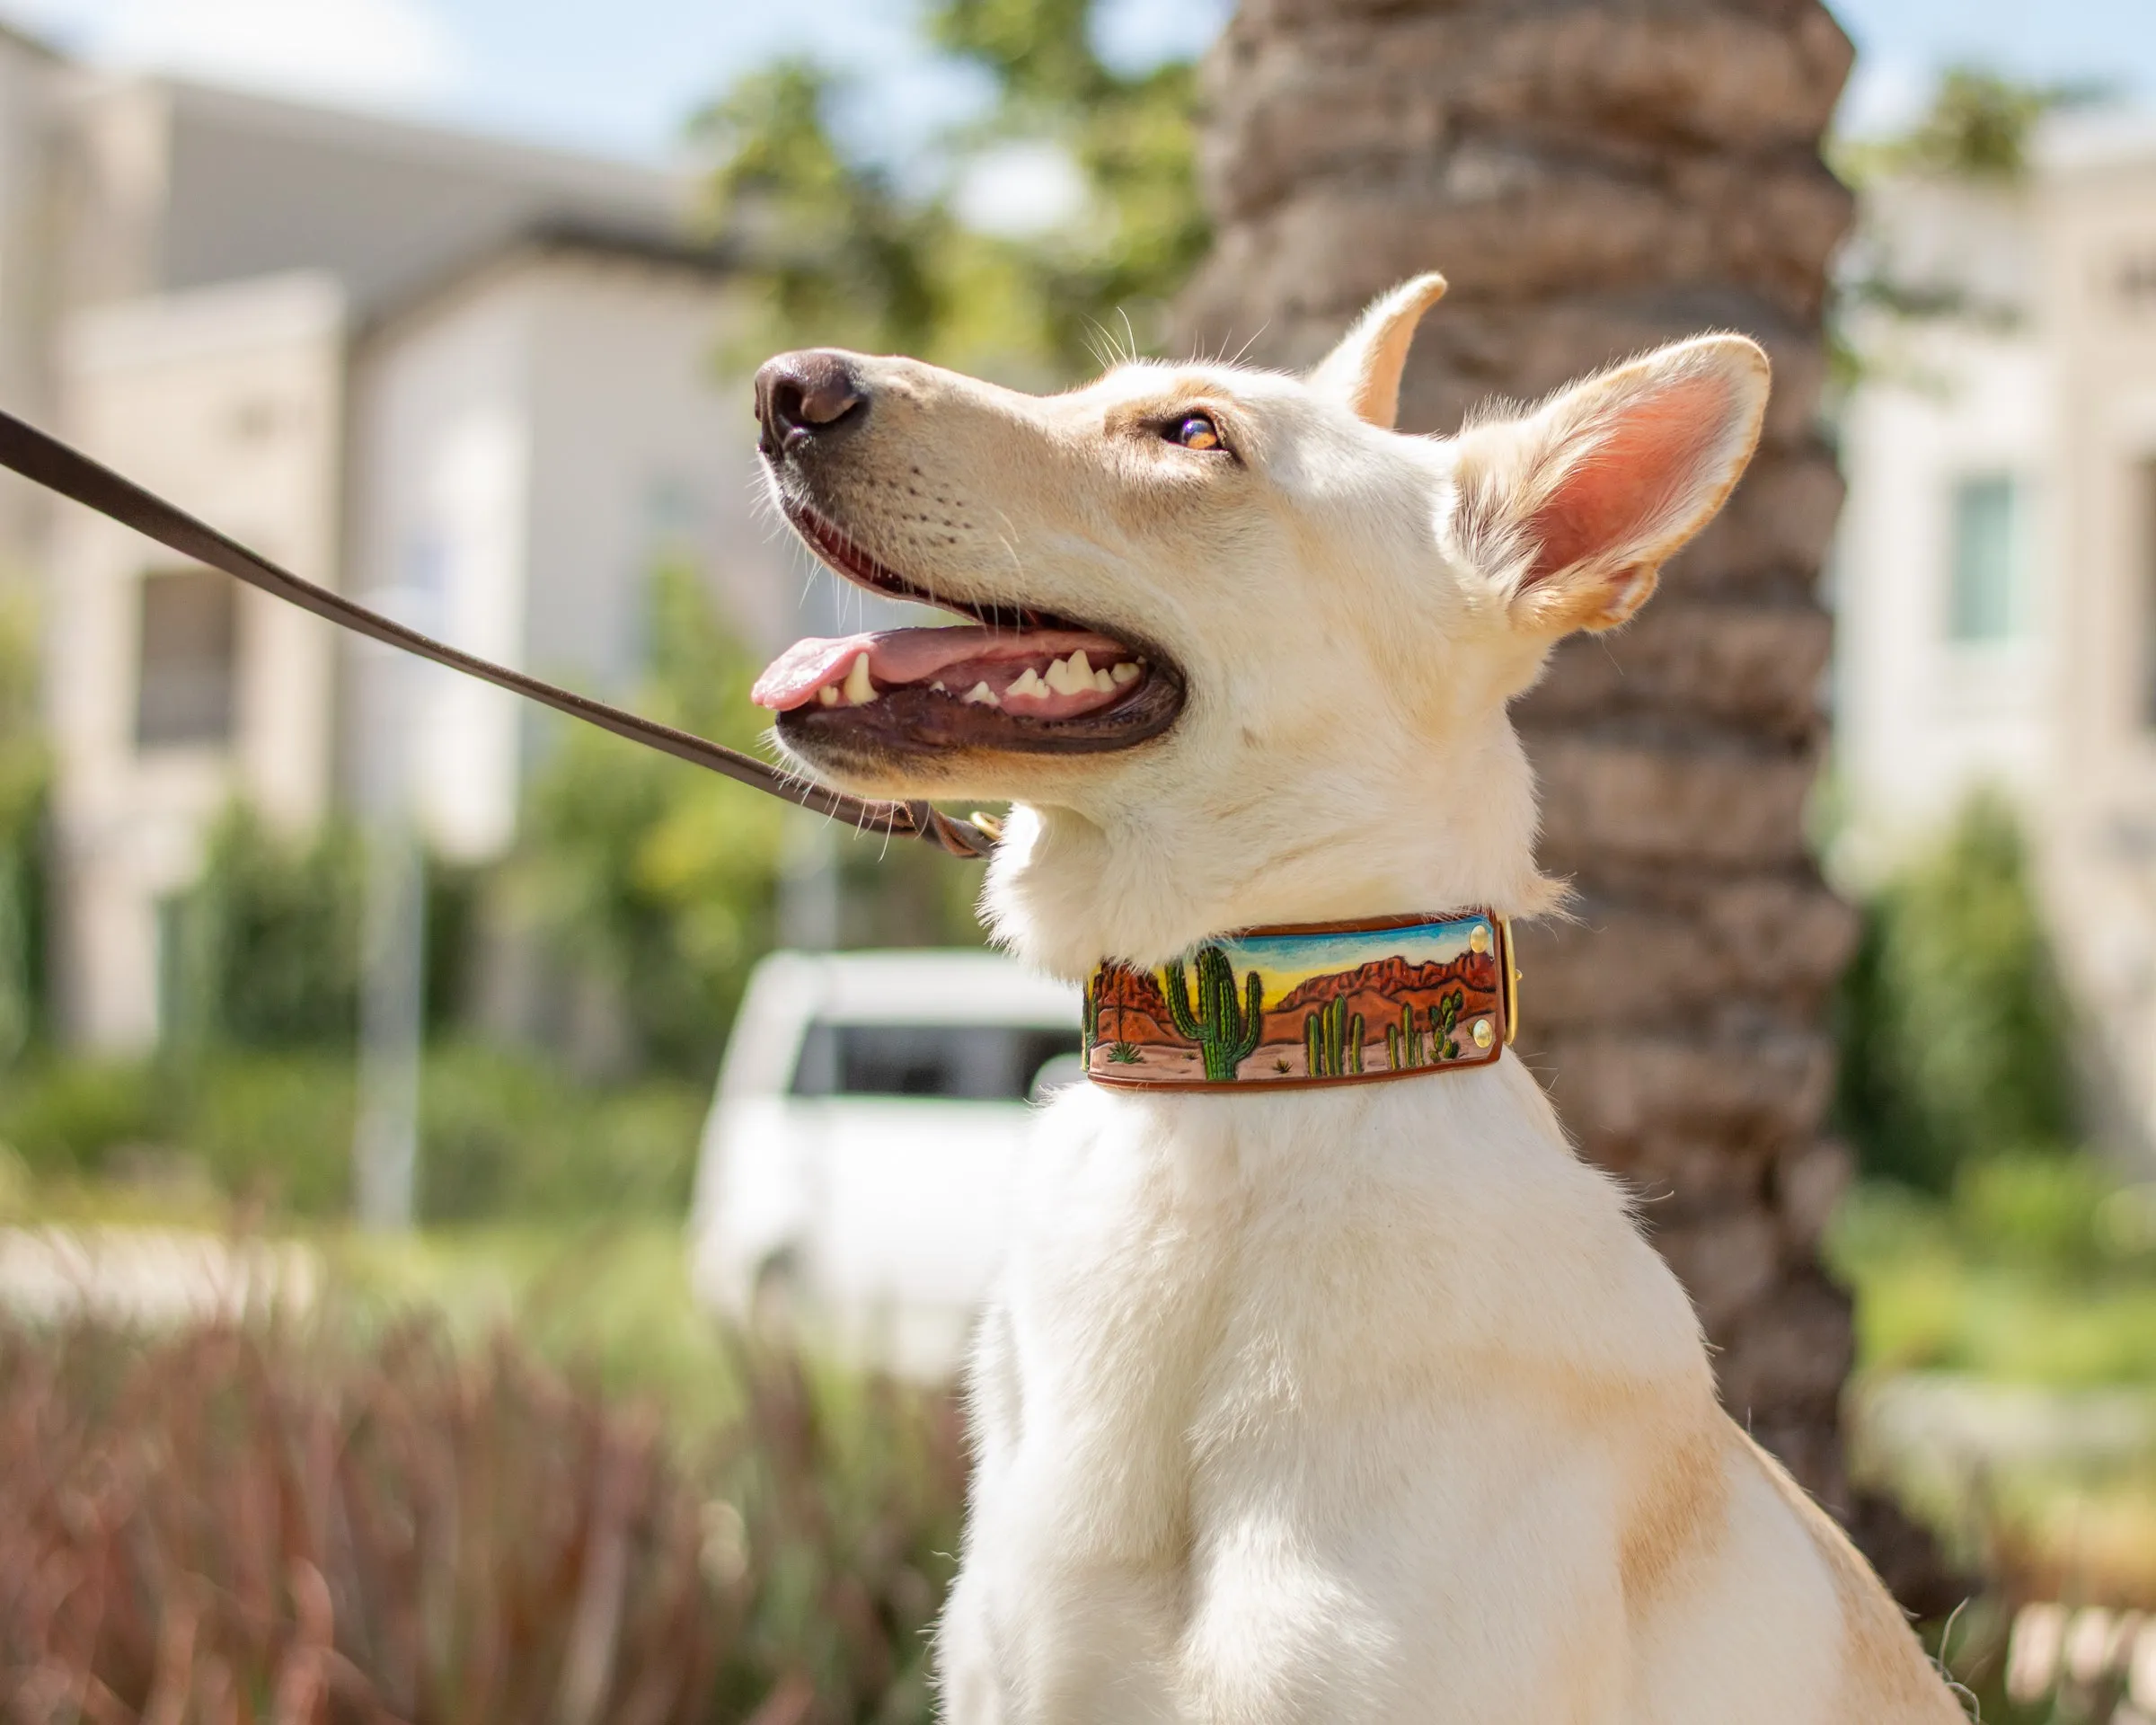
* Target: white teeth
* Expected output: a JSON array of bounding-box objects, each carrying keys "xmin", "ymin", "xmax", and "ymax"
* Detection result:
[
  {"xmin": 817, "ymin": 686, "xmax": 839, "ymax": 706},
  {"xmin": 1007, "ymin": 667, "xmax": 1047, "ymax": 700},
  {"xmin": 1111, "ymin": 661, "xmax": 1140, "ymax": 686},
  {"xmin": 930, "ymin": 680, "xmax": 948, "ymax": 693},
  {"xmin": 962, "ymin": 681, "xmax": 1000, "ymax": 706},
  {"xmin": 1044, "ymin": 651, "xmax": 1094, "ymax": 695},
  {"xmin": 1092, "ymin": 668, "xmax": 1116, "ymax": 692},
  {"xmin": 843, "ymin": 652, "xmax": 877, "ymax": 704}
]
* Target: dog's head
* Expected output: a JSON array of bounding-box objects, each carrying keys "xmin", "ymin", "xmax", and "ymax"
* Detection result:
[{"xmin": 751, "ymin": 276, "xmax": 1768, "ymax": 975}]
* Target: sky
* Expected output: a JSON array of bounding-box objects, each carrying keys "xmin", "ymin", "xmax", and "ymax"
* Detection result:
[
  {"xmin": 0, "ymin": 0, "xmax": 2149, "ymax": 167},
  {"xmin": 1236, "ymin": 917, "xmax": 1487, "ymax": 1001}
]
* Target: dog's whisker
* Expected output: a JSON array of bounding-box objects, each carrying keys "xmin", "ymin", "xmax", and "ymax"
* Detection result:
[{"xmin": 1080, "ymin": 315, "xmax": 1118, "ymax": 373}]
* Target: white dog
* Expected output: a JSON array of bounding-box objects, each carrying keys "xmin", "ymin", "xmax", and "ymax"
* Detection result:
[{"xmin": 748, "ymin": 276, "xmax": 1966, "ymax": 1723}]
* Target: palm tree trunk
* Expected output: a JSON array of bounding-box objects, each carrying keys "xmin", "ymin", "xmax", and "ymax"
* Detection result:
[{"xmin": 1179, "ymin": 0, "xmax": 1949, "ymax": 1608}]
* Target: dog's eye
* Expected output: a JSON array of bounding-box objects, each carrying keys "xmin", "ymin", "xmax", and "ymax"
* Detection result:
[{"xmin": 1169, "ymin": 413, "xmax": 1223, "ymax": 452}]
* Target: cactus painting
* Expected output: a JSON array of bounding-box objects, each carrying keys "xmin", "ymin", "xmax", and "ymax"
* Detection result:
[
  {"xmin": 1432, "ymin": 988, "xmax": 1463, "ymax": 1061},
  {"xmin": 1162, "ymin": 944, "xmax": 1265, "ymax": 1081},
  {"xmin": 1386, "ymin": 988, "xmax": 1468, "ymax": 1069},
  {"xmin": 1385, "ymin": 1000, "xmax": 1424, "ymax": 1071},
  {"xmin": 1304, "ymin": 994, "xmax": 1365, "ymax": 1077}
]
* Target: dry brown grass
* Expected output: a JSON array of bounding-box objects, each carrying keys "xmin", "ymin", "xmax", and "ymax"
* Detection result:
[{"xmin": 0, "ymin": 1315, "xmax": 967, "ymax": 1725}]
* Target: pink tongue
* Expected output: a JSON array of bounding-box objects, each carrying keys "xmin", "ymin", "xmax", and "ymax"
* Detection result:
[
  {"xmin": 752, "ymin": 626, "xmax": 1130, "ymax": 712},
  {"xmin": 752, "ymin": 633, "xmax": 883, "ymax": 711}
]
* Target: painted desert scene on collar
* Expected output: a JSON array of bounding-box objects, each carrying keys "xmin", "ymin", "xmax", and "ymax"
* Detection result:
[{"xmin": 1084, "ymin": 914, "xmax": 1507, "ymax": 1086}]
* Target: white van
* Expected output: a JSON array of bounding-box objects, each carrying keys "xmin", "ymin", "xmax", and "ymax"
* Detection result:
[{"xmin": 687, "ymin": 949, "xmax": 1082, "ymax": 1376}]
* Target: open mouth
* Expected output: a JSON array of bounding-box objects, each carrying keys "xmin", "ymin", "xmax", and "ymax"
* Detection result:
[{"xmin": 754, "ymin": 502, "xmax": 1185, "ymax": 757}]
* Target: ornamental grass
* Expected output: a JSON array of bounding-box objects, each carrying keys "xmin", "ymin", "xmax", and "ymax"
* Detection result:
[{"xmin": 0, "ymin": 1313, "xmax": 966, "ymax": 1725}]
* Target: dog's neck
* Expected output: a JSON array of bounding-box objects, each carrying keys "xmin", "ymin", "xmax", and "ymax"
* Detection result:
[{"xmin": 984, "ymin": 708, "xmax": 1557, "ymax": 980}]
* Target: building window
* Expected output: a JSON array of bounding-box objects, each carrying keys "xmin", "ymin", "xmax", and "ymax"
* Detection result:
[
  {"xmin": 1947, "ymin": 473, "xmax": 2021, "ymax": 644},
  {"xmin": 136, "ymin": 569, "xmax": 236, "ymax": 748}
]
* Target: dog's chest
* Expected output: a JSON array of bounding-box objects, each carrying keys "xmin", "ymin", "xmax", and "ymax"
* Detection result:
[
  {"xmin": 1006, "ymin": 1088, "xmax": 1420, "ymax": 1427},
  {"xmin": 957, "ymin": 1074, "xmax": 1723, "ymax": 1721},
  {"xmin": 1002, "ymin": 1075, "xmax": 1568, "ymax": 1416}
]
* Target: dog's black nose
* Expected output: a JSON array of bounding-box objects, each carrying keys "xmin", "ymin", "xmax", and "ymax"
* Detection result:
[{"xmin": 756, "ymin": 349, "xmax": 867, "ymax": 456}]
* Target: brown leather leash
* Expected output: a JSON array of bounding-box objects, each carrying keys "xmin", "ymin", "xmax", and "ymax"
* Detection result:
[{"xmin": 0, "ymin": 408, "xmax": 995, "ymax": 858}]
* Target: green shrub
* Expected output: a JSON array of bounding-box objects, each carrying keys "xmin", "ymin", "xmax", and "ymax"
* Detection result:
[
  {"xmin": 0, "ymin": 1057, "xmax": 160, "ymax": 1178},
  {"xmin": 1950, "ymin": 1153, "xmax": 2116, "ymax": 1277},
  {"xmin": 168, "ymin": 803, "xmax": 363, "ymax": 1048},
  {"xmin": 0, "ymin": 583, "xmax": 46, "ymax": 1067},
  {"xmin": 0, "ymin": 1052, "xmax": 356, "ymax": 1210},
  {"xmin": 0, "ymin": 1046, "xmax": 702, "ymax": 1224},
  {"xmin": 163, "ymin": 806, "xmax": 481, "ymax": 1056},
  {"xmin": 1834, "ymin": 795, "xmax": 2078, "ymax": 1191},
  {"xmin": 1830, "ymin": 1164, "xmax": 2156, "ymax": 1385},
  {"xmin": 417, "ymin": 1042, "xmax": 703, "ymax": 1222},
  {"xmin": 178, "ymin": 1049, "xmax": 358, "ymax": 1212},
  {"xmin": 712, "ymin": 1344, "xmax": 965, "ymax": 1718}
]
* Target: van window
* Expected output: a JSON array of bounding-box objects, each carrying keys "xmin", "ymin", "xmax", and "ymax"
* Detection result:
[{"xmin": 791, "ymin": 1021, "xmax": 1082, "ymax": 1101}]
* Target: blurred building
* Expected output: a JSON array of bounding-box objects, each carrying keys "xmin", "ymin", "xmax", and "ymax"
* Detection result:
[
  {"xmin": 0, "ymin": 34, "xmax": 789, "ymax": 1050},
  {"xmin": 1833, "ymin": 115, "xmax": 2156, "ymax": 1160}
]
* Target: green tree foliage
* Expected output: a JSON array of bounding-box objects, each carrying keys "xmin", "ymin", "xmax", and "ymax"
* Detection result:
[
  {"xmin": 1835, "ymin": 795, "xmax": 2079, "ymax": 1191},
  {"xmin": 514, "ymin": 563, "xmax": 789, "ymax": 1076},
  {"xmin": 701, "ymin": 0, "xmax": 1207, "ymax": 379},
  {"xmin": 514, "ymin": 564, "xmax": 985, "ymax": 1077},
  {"xmin": 701, "ymin": 59, "xmax": 962, "ymax": 361},
  {"xmin": 929, "ymin": 0, "xmax": 1211, "ymax": 371},
  {"xmin": 0, "ymin": 1044, "xmax": 703, "ymax": 1221},
  {"xmin": 1871, "ymin": 67, "xmax": 2106, "ymax": 183},
  {"xmin": 1826, "ymin": 66, "xmax": 2114, "ymax": 390},
  {"xmin": 1834, "ymin": 64, "xmax": 2116, "ymax": 197}
]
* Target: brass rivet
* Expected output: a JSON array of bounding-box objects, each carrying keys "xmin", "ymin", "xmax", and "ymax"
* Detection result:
[
  {"xmin": 1472, "ymin": 1018, "xmax": 1495, "ymax": 1048},
  {"xmin": 1469, "ymin": 924, "xmax": 1490, "ymax": 954}
]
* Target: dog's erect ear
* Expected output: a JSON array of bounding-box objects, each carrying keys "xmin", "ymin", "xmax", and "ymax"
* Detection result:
[
  {"xmin": 1306, "ymin": 273, "xmax": 1449, "ymax": 429},
  {"xmin": 1450, "ymin": 335, "xmax": 1770, "ymax": 635}
]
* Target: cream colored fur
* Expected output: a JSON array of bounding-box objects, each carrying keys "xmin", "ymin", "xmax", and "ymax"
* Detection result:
[{"xmin": 763, "ymin": 275, "xmax": 1967, "ymax": 1723}]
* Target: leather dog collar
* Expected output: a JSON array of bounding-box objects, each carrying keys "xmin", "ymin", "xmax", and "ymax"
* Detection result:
[{"xmin": 1082, "ymin": 910, "xmax": 1519, "ymax": 1090}]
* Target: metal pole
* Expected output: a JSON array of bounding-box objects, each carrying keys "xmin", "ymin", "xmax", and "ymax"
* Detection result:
[
  {"xmin": 774, "ymin": 569, "xmax": 852, "ymax": 951},
  {"xmin": 779, "ymin": 812, "xmax": 841, "ymax": 951},
  {"xmin": 353, "ymin": 612, "xmax": 427, "ymax": 1229}
]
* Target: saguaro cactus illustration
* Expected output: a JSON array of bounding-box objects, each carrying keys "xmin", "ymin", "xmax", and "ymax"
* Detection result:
[
  {"xmin": 1162, "ymin": 945, "xmax": 1264, "ymax": 1081},
  {"xmin": 1387, "ymin": 1001, "xmax": 1427, "ymax": 1072},
  {"xmin": 1304, "ymin": 994, "xmax": 1365, "ymax": 1078}
]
